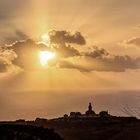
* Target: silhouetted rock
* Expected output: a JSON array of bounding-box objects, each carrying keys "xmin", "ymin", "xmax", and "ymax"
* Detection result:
[
  {"xmin": 35, "ymin": 118, "xmax": 48, "ymax": 123},
  {"xmin": 15, "ymin": 119, "xmax": 26, "ymax": 123},
  {"xmin": 63, "ymin": 114, "xmax": 68, "ymax": 118}
]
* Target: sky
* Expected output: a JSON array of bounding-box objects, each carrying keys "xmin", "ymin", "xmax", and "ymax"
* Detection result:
[{"xmin": 0, "ymin": 0, "xmax": 140, "ymax": 120}]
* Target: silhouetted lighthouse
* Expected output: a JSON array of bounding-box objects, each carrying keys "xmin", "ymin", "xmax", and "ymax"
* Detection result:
[{"xmin": 85, "ymin": 102, "xmax": 96, "ymax": 115}]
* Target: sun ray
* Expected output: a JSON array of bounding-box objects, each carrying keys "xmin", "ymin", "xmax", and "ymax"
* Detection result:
[{"xmin": 41, "ymin": 33, "xmax": 50, "ymax": 44}]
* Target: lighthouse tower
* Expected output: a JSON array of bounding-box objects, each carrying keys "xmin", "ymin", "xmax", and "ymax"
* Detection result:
[{"xmin": 85, "ymin": 102, "xmax": 96, "ymax": 116}]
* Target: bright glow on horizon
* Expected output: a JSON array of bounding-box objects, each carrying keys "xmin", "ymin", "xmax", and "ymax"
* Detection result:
[{"xmin": 39, "ymin": 51, "xmax": 55, "ymax": 66}]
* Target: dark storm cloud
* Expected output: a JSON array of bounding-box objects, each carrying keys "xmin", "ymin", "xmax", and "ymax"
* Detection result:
[
  {"xmin": 126, "ymin": 37, "xmax": 140, "ymax": 47},
  {"xmin": 49, "ymin": 30, "xmax": 86, "ymax": 45}
]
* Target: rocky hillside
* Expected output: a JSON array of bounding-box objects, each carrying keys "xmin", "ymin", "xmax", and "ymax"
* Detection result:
[{"xmin": 0, "ymin": 124, "xmax": 64, "ymax": 140}]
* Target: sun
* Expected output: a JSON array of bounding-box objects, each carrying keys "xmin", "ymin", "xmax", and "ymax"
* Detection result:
[{"xmin": 38, "ymin": 51, "xmax": 56, "ymax": 66}]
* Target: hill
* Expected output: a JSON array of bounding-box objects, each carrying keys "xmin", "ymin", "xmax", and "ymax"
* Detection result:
[
  {"xmin": 37, "ymin": 117, "xmax": 140, "ymax": 140},
  {"xmin": 0, "ymin": 124, "xmax": 64, "ymax": 140}
]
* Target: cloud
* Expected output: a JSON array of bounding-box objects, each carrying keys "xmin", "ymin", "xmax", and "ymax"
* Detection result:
[
  {"xmin": 53, "ymin": 44, "xmax": 80, "ymax": 57},
  {"xmin": 0, "ymin": 34, "xmax": 81, "ymax": 70},
  {"xmin": 1, "ymin": 30, "xmax": 140, "ymax": 72},
  {"xmin": 4, "ymin": 38, "xmax": 140, "ymax": 72},
  {"xmin": 4, "ymin": 29, "xmax": 28, "ymax": 44},
  {"xmin": 126, "ymin": 37, "xmax": 140, "ymax": 47},
  {"xmin": 8, "ymin": 38, "xmax": 80, "ymax": 69},
  {"xmin": 0, "ymin": 49, "xmax": 16, "ymax": 62},
  {"xmin": 85, "ymin": 46, "xmax": 109, "ymax": 58},
  {"xmin": 48, "ymin": 30, "xmax": 85, "ymax": 58},
  {"xmin": 58, "ymin": 59, "xmax": 90, "ymax": 72},
  {"xmin": 84, "ymin": 46, "xmax": 140, "ymax": 72},
  {"xmin": 9, "ymin": 39, "xmax": 50, "ymax": 70},
  {"xmin": 58, "ymin": 47, "xmax": 140, "ymax": 72},
  {"xmin": 0, "ymin": 59, "xmax": 7, "ymax": 72},
  {"xmin": 49, "ymin": 30, "xmax": 86, "ymax": 45},
  {"xmin": 0, "ymin": 49, "xmax": 17, "ymax": 73}
]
